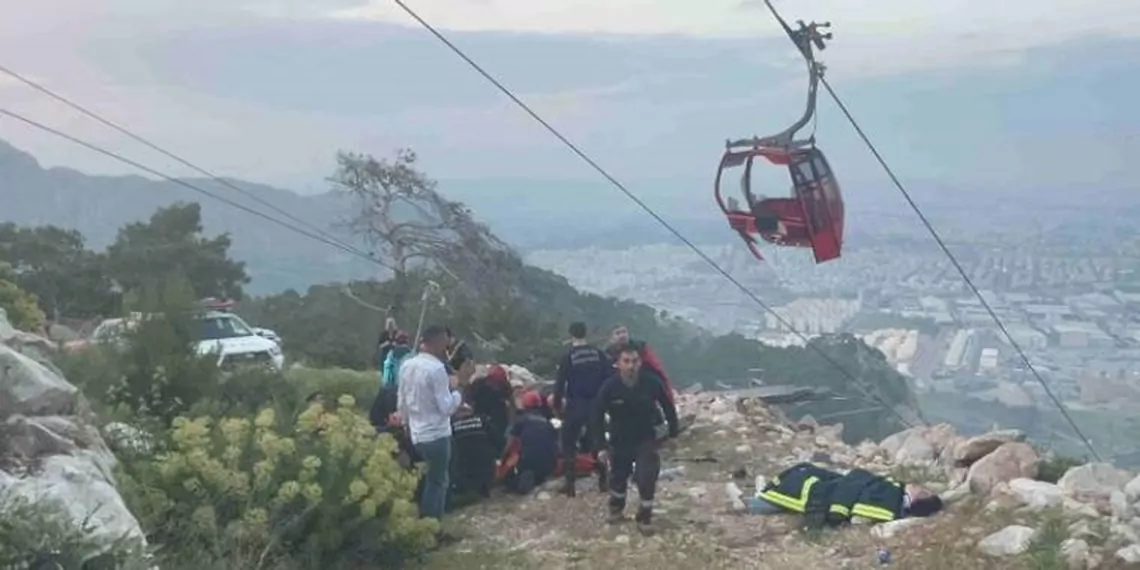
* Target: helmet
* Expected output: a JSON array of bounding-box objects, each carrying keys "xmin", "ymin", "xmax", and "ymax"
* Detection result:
[{"xmin": 521, "ymin": 391, "xmax": 543, "ymax": 410}]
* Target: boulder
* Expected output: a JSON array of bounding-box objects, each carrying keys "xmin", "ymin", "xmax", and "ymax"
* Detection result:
[
  {"xmin": 878, "ymin": 427, "xmax": 920, "ymax": 457},
  {"xmin": 922, "ymin": 423, "xmax": 958, "ymax": 458},
  {"xmin": 951, "ymin": 429, "xmax": 1026, "ymax": 466},
  {"xmin": 894, "ymin": 432, "xmax": 936, "ymax": 464},
  {"xmin": 1117, "ymin": 544, "xmax": 1140, "ymax": 564},
  {"xmin": 1058, "ymin": 463, "xmax": 1132, "ymax": 502},
  {"xmin": 0, "ymin": 310, "xmax": 145, "ymax": 559},
  {"xmin": 978, "ymin": 525, "xmax": 1037, "ymax": 557},
  {"xmin": 1110, "ymin": 490, "xmax": 1131, "ymax": 520},
  {"xmin": 966, "ymin": 442, "xmax": 1039, "ymax": 494},
  {"xmin": 1060, "ymin": 538, "xmax": 1091, "ymax": 570},
  {"xmin": 1124, "ymin": 473, "xmax": 1140, "ymax": 503},
  {"xmin": 870, "ymin": 517, "xmax": 925, "ymax": 539},
  {"xmin": 1007, "ymin": 478, "xmax": 1063, "ymax": 511}
]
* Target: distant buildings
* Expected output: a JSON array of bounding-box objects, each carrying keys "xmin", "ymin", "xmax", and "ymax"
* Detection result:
[
  {"xmin": 979, "ymin": 347, "xmax": 999, "ymax": 371},
  {"xmin": 944, "ymin": 329, "xmax": 980, "ymax": 370},
  {"xmin": 1051, "ymin": 322, "xmax": 1114, "ymax": 349},
  {"xmin": 765, "ymin": 298, "xmax": 861, "ymax": 334},
  {"xmin": 1001, "ymin": 324, "xmax": 1048, "ymax": 350}
]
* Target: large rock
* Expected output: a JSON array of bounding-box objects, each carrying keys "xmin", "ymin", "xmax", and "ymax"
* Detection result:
[
  {"xmin": 894, "ymin": 432, "xmax": 936, "ymax": 464},
  {"xmin": 1007, "ymin": 478, "xmax": 1064, "ymax": 511},
  {"xmin": 978, "ymin": 525, "xmax": 1037, "ymax": 557},
  {"xmin": 951, "ymin": 429, "xmax": 1026, "ymax": 466},
  {"xmin": 879, "ymin": 424, "xmax": 956, "ymax": 464},
  {"xmin": 1117, "ymin": 544, "xmax": 1140, "ymax": 564},
  {"xmin": 1058, "ymin": 463, "xmax": 1132, "ymax": 502},
  {"xmin": 966, "ymin": 442, "xmax": 1039, "ymax": 494},
  {"xmin": 1125, "ymin": 473, "xmax": 1140, "ymax": 503},
  {"xmin": 1060, "ymin": 538, "xmax": 1092, "ymax": 570},
  {"xmin": 0, "ymin": 311, "xmax": 145, "ymax": 559}
]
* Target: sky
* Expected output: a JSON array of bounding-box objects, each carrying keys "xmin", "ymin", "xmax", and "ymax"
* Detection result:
[{"xmin": 0, "ymin": 0, "xmax": 1138, "ymax": 208}]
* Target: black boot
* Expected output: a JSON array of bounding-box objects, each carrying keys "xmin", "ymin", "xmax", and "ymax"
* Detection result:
[
  {"xmin": 607, "ymin": 502, "xmax": 625, "ymax": 524},
  {"xmin": 560, "ymin": 469, "xmax": 577, "ymax": 497},
  {"xmin": 635, "ymin": 506, "xmax": 654, "ymax": 535},
  {"xmin": 596, "ymin": 463, "xmax": 608, "ymax": 494}
]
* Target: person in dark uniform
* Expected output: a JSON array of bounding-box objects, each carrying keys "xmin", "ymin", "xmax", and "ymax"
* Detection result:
[
  {"xmin": 591, "ymin": 343, "xmax": 679, "ymax": 534},
  {"xmin": 553, "ymin": 322, "xmax": 612, "ymax": 497},
  {"xmin": 503, "ymin": 391, "xmax": 559, "ymax": 494},
  {"xmin": 465, "ymin": 364, "xmax": 514, "ymax": 454},
  {"xmin": 749, "ymin": 462, "xmax": 944, "ymax": 528}
]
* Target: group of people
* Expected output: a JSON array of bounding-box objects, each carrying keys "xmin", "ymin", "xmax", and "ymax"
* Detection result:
[
  {"xmin": 369, "ymin": 319, "xmax": 681, "ymax": 535},
  {"xmin": 368, "ymin": 319, "xmax": 944, "ymax": 541}
]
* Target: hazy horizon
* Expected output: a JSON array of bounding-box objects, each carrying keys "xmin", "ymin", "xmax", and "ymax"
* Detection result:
[{"xmin": 1, "ymin": 0, "xmax": 1137, "ymax": 203}]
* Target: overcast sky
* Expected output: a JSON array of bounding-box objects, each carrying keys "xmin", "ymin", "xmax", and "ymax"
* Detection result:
[{"xmin": 1, "ymin": 0, "xmax": 1137, "ymax": 199}]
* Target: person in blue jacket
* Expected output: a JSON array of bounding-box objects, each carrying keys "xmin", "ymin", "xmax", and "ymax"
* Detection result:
[{"xmin": 382, "ymin": 331, "xmax": 412, "ymax": 390}]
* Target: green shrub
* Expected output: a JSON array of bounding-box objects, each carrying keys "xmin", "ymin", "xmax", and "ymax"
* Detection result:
[
  {"xmin": 1036, "ymin": 452, "xmax": 1084, "ymax": 484},
  {"xmin": 285, "ymin": 367, "xmax": 378, "ymax": 413},
  {"xmin": 0, "ymin": 263, "xmax": 45, "ymax": 332},
  {"xmin": 117, "ymin": 397, "xmax": 436, "ymax": 568},
  {"xmin": 0, "ymin": 490, "xmax": 147, "ymax": 569},
  {"xmin": 1023, "ymin": 510, "xmax": 1069, "ymax": 570}
]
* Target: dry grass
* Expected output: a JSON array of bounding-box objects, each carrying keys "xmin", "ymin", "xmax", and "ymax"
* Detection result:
[{"xmin": 411, "ymin": 410, "xmax": 1133, "ymax": 570}]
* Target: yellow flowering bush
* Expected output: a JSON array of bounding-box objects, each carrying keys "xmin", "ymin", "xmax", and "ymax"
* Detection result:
[{"xmin": 118, "ymin": 395, "xmax": 438, "ymax": 566}]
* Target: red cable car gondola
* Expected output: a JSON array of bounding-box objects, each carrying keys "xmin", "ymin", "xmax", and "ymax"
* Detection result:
[{"xmin": 715, "ymin": 19, "xmax": 844, "ymax": 264}]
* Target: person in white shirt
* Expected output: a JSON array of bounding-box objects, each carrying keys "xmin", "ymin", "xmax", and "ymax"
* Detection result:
[{"xmin": 397, "ymin": 324, "xmax": 468, "ymax": 520}]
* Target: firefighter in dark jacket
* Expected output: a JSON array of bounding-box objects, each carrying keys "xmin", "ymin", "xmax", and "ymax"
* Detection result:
[
  {"xmin": 554, "ymin": 321, "xmax": 612, "ymax": 497},
  {"xmin": 591, "ymin": 343, "xmax": 679, "ymax": 534},
  {"xmin": 753, "ymin": 462, "xmax": 944, "ymax": 528}
]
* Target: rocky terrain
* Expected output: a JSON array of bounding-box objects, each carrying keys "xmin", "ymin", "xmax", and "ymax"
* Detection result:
[
  {"xmin": 0, "ymin": 309, "xmax": 146, "ymax": 557},
  {"xmin": 426, "ymin": 393, "xmax": 1140, "ymax": 569},
  {"xmin": 6, "ymin": 304, "xmax": 1140, "ymax": 569}
]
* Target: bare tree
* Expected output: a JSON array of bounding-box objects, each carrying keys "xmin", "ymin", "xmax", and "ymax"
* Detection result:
[{"xmin": 332, "ymin": 149, "xmax": 521, "ymax": 302}]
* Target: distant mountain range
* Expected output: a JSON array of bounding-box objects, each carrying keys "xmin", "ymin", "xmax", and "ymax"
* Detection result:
[
  {"xmin": 3, "ymin": 138, "xmax": 1135, "ymax": 294},
  {"xmin": 0, "ymin": 139, "xmax": 741, "ymax": 293}
]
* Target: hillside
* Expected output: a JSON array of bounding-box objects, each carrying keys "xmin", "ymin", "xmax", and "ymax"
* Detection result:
[
  {"xmin": 1, "ymin": 139, "xmax": 922, "ymax": 443},
  {"xmin": 423, "ymin": 392, "xmax": 1140, "ymax": 570},
  {"xmin": 241, "ymin": 264, "xmax": 921, "ymax": 444}
]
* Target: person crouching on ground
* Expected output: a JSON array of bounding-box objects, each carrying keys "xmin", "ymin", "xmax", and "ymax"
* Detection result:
[
  {"xmin": 396, "ymin": 324, "xmax": 471, "ymax": 522},
  {"xmin": 553, "ymin": 321, "xmax": 612, "ymax": 497},
  {"xmin": 733, "ymin": 462, "xmax": 944, "ymax": 528},
  {"xmin": 503, "ymin": 391, "xmax": 560, "ymax": 494},
  {"xmin": 591, "ymin": 343, "xmax": 679, "ymax": 535},
  {"xmin": 465, "ymin": 364, "xmax": 515, "ymax": 455}
]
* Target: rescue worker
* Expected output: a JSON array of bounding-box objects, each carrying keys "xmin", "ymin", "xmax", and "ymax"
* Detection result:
[
  {"xmin": 465, "ymin": 364, "xmax": 514, "ymax": 454},
  {"xmin": 503, "ymin": 391, "xmax": 559, "ymax": 494},
  {"xmin": 553, "ymin": 321, "xmax": 612, "ymax": 497},
  {"xmin": 591, "ymin": 343, "xmax": 679, "ymax": 534},
  {"xmin": 606, "ymin": 325, "xmax": 676, "ymax": 404},
  {"xmin": 750, "ymin": 462, "xmax": 944, "ymax": 528}
]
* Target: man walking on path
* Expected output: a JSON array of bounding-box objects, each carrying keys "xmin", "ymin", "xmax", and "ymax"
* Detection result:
[
  {"xmin": 397, "ymin": 324, "xmax": 469, "ymax": 521},
  {"xmin": 606, "ymin": 325, "xmax": 677, "ymax": 404},
  {"xmin": 553, "ymin": 321, "xmax": 612, "ymax": 497},
  {"xmin": 592, "ymin": 343, "xmax": 679, "ymax": 535}
]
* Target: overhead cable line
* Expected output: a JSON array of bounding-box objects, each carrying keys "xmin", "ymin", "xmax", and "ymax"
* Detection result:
[
  {"xmin": 0, "ymin": 63, "xmax": 371, "ymax": 261},
  {"xmin": 390, "ymin": 0, "xmax": 919, "ymax": 429},
  {"xmin": 756, "ymin": 0, "xmax": 1100, "ymax": 460},
  {"xmin": 0, "ymin": 108, "xmax": 381, "ymax": 266}
]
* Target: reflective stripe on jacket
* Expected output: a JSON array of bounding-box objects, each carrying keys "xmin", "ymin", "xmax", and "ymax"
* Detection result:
[{"xmin": 757, "ymin": 463, "xmax": 906, "ymax": 525}]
